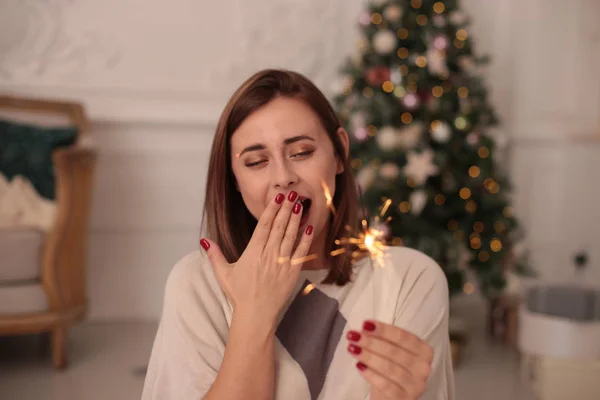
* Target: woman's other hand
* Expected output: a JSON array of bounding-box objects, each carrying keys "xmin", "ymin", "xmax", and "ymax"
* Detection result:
[
  {"xmin": 346, "ymin": 320, "xmax": 434, "ymax": 400},
  {"xmin": 200, "ymin": 190, "xmax": 314, "ymax": 327}
]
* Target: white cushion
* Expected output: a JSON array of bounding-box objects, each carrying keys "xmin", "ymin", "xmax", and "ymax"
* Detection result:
[
  {"xmin": 0, "ymin": 282, "xmax": 48, "ymax": 314},
  {"xmin": 0, "ymin": 228, "xmax": 43, "ymax": 282}
]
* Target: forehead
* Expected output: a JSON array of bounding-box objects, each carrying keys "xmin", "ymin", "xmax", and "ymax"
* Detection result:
[{"xmin": 230, "ymin": 97, "xmax": 326, "ymax": 149}]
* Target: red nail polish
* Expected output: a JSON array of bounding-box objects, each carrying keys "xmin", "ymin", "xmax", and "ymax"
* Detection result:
[
  {"xmin": 288, "ymin": 191, "xmax": 298, "ymax": 202},
  {"xmin": 347, "ymin": 344, "xmax": 362, "ymax": 355},
  {"xmin": 275, "ymin": 193, "xmax": 285, "ymax": 204},
  {"xmin": 200, "ymin": 239, "xmax": 210, "ymax": 251},
  {"xmin": 293, "ymin": 203, "xmax": 302, "ymax": 214},
  {"xmin": 305, "ymin": 225, "xmax": 313, "ymax": 235},
  {"xmin": 347, "ymin": 330, "xmax": 361, "ymax": 342},
  {"xmin": 356, "ymin": 362, "xmax": 367, "ymax": 371},
  {"xmin": 363, "ymin": 321, "xmax": 376, "ymax": 332}
]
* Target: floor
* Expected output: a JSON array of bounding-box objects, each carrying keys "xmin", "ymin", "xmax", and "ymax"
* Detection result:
[{"xmin": 0, "ymin": 318, "xmax": 534, "ymax": 400}]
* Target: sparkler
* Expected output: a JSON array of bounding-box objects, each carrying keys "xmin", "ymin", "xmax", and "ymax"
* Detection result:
[
  {"xmin": 323, "ymin": 180, "xmax": 399, "ymax": 268},
  {"xmin": 289, "ymin": 180, "xmax": 401, "ymax": 271}
]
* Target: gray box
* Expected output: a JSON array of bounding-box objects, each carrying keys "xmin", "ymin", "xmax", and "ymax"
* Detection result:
[{"xmin": 526, "ymin": 285, "xmax": 600, "ymax": 322}]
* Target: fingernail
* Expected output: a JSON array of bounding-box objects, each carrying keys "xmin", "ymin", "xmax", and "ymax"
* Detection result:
[
  {"xmin": 275, "ymin": 193, "xmax": 285, "ymax": 204},
  {"xmin": 356, "ymin": 362, "xmax": 367, "ymax": 371},
  {"xmin": 363, "ymin": 321, "xmax": 376, "ymax": 332},
  {"xmin": 347, "ymin": 344, "xmax": 362, "ymax": 355},
  {"xmin": 293, "ymin": 202, "xmax": 302, "ymax": 214},
  {"xmin": 288, "ymin": 191, "xmax": 298, "ymax": 202},
  {"xmin": 347, "ymin": 330, "xmax": 361, "ymax": 342},
  {"xmin": 305, "ymin": 225, "xmax": 313, "ymax": 235},
  {"xmin": 200, "ymin": 238, "xmax": 210, "ymax": 251}
]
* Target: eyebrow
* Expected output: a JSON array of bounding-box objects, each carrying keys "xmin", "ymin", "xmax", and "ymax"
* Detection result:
[{"xmin": 236, "ymin": 135, "xmax": 315, "ymax": 157}]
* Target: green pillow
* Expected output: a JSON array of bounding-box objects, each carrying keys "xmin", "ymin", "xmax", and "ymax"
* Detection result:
[{"xmin": 0, "ymin": 119, "xmax": 78, "ymax": 200}]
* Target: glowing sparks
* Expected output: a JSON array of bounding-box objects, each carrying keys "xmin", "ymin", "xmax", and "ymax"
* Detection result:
[
  {"xmin": 303, "ymin": 283, "xmax": 316, "ymax": 296},
  {"xmin": 320, "ymin": 181, "xmax": 401, "ymax": 268},
  {"xmin": 380, "ymin": 198, "xmax": 392, "ymax": 217},
  {"xmin": 290, "ymin": 253, "xmax": 318, "ymax": 266}
]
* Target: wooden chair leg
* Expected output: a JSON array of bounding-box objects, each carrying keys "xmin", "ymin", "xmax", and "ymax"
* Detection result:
[{"xmin": 52, "ymin": 327, "xmax": 68, "ymax": 369}]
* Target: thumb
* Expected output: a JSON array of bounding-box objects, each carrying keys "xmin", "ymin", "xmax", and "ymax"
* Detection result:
[{"xmin": 200, "ymin": 238, "xmax": 229, "ymax": 271}]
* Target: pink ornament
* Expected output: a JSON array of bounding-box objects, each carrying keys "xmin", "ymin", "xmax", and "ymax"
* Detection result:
[
  {"xmin": 467, "ymin": 132, "xmax": 480, "ymax": 145},
  {"xmin": 403, "ymin": 93, "xmax": 420, "ymax": 109},
  {"xmin": 433, "ymin": 35, "xmax": 449, "ymax": 50},
  {"xmin": 359, "ymin": 12, "xmax": 371, "ymax": 26},
  {"xmin": 355, "ymin": 127, "xmax": 368, "ymax": 141}
]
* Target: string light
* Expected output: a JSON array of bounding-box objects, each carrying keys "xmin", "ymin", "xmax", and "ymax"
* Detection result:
[
  {"xmin": 401, "ymin": 112, "xmax": 413, "ymax": 124},
  {"xmin": 466, "ymin": 200, "xmax": 477, "ymax": 213},
  {"xmin": 415, "ymin": 56, "xmax": 428, "ymax": 67},
  {"xmin": 432, "ymin": 86, "xmax": 444, "ymax": 97},
  {"xmin": 494, "ymin": 221, "xmax": 506, "ymax": 233},
  {"xmin": 463, "ymin": 282, "xmax": 475, "ymax": 295},
  {"xmin": 459, "ymin": 187, "xmax": 472, "ymax": 200},
  {"xmin": 458, "ymin": 87, "xmax": 469, "ymax": 98},
  {"xmin": 397, "ymin": 47, "xmax": 409, "ymax": 59},
  {"xmin": 478, "ymin": 146, "xmax": 490, "ymax": 158},
  {"xmin": 435, "ymin": 194, "xmax": 446, "ymax": 205},
  {"xmin": 371, "ymin": 13, "xmax": 383, "ymax": 24},
  {"xmin": 397, "ymin": 28, "xmax": 409, "ymax": 39},
  {"xmin": 406, "ymin": 177, "xmax": 416, "ymax": 187},
  {"xmin": 473, "ymin": 221, "xmax": 484, "ymax": 232},
  {"xmin": 470, "ymin": 237, "xmax": 481, "ymax": 249},
  {"xmin": 433, "ymin": 2, "xmax": 445, "ymax": 13},
  {"xmin": 382, "ymin": 81, "xmax": 395, "ymax": 92},
  {"xmin": 456, "ymin": 29, "xmax": 468, "ymax": 41},
  {"xmin": 416, "ymin": 15, "xmax": 428, "ymax": 25},
  {"xmin": 478, "ymin": 251, "xmax": 490, "ymax": 262},
  {"xmin": 411, "ymin": 0, "xmax": 422, "ymax": 8},
  {"xmin": 490, "ymin": 238, "xmax": 503, "ymax": 252},
  {"xmin": 468, "ymin": 166, "xmax": 480, "ymax": 178},
  {"xmin": 454, "ymin": 39, "xmax": 465, "ymax": 49},
  {"xmin": 399, "ymin": 201, "xmax": 411, "ymax": 213}
]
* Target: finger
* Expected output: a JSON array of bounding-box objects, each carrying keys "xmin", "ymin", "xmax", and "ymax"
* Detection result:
[
  {"xmin": 352, "ymin": 348, "xmax": 426, "ymax": 399},
  {"xmin": 265, "ymin": 190, "xmax": 297, "ymax": 250},
  {"xmin": 200, "ymin": 238, "xmax": 228, "ymax": 268},
  {"xmin": 290, "ymin": 224, "xmax": 315, "ymax": 268},
  {"xmin": 362, "ymin": 320, "xmax": 433, "ymax": 361},
  {"xmin": 355, "ymin": 362, "xmax": 407, "ymax": 399},
  {"xmin": 346, "ymin": 330, "xmax": 430, "ymax": 380},
  {"xmin": 279, "ymin": 201, "xmax": 302, "ymax": 258},
  {"xmin": 246, "ymin": 192, "xmax": 285, "ymax": 253}
]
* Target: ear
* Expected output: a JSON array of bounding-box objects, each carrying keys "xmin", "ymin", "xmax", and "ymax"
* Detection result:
[{"xmin": 335, "ymin": 127, "xmax": 350, "ymax": 175}]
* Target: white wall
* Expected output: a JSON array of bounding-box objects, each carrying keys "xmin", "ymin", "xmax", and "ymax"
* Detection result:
[{"xmin": 1, "ymin": 0, "xmax": 599, "ymax": 321}]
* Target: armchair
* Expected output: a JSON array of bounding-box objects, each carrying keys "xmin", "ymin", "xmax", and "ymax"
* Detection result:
[{"xmin": 0, "ymin": 94, "xmax": 97, "ymax": 368}]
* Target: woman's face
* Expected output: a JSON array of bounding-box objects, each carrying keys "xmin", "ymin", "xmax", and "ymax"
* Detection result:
[{"xmin": 230, "ymin": 96, "xmax": 348, "ymax": 256}]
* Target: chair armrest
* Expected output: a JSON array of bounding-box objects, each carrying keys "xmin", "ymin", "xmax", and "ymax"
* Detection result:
[{"xmin": 41, "ymin": 145, "xmax": 97, "ymax": 312}]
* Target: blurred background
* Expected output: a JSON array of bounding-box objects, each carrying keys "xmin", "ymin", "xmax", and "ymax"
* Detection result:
[{"xmin": 0, "ymin": 0, "xmax": 599, "ymax": 399}]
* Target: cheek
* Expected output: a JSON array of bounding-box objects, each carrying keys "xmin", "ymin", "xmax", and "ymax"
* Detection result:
[{"xmin": 237, "ymin": 182, "xmax": 267, "ymax": 220}]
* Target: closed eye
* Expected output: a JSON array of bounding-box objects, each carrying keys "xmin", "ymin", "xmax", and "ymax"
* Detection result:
[{"xmin": 291, "ymin": 150, "xmax": 314, "ymax": 158}]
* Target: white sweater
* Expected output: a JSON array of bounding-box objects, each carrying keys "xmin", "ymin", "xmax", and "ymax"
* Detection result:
[{"xmin": 142, "ymin": 246, "xmax": 455, "ymax": 400}]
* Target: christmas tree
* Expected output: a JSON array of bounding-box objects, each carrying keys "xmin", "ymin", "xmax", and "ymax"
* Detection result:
[{"xmin": 333, "ymin": 0, "xmax": 534, "ymax": 297}]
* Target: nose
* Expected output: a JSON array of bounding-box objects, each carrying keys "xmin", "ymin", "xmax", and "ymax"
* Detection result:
[{"xmin": 272, "ymin": 160, "xmax": 299, "ymax": 190}]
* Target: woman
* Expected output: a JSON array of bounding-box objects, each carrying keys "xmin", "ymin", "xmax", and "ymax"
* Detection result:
[{"xmin": 142, "ymin": 69, "xmax": 454, "ymax": 400}]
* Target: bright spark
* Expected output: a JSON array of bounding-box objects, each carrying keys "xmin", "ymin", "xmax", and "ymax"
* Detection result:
[
  {"xmin": 320, "ymin": 181, "xmax": 401, "ymax": 268},
  {"xmin": 321, "ymin": 180, "xmax": 337, "ymax": 216},
  {"xmin": 290, "ymin": 253, "xmax": 318, "ymax": 266}
]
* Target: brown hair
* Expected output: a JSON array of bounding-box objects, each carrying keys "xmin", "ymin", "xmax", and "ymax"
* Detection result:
[{"xmin": 201, "ymin": 69, "xmax": 360, "ymax": 285}]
